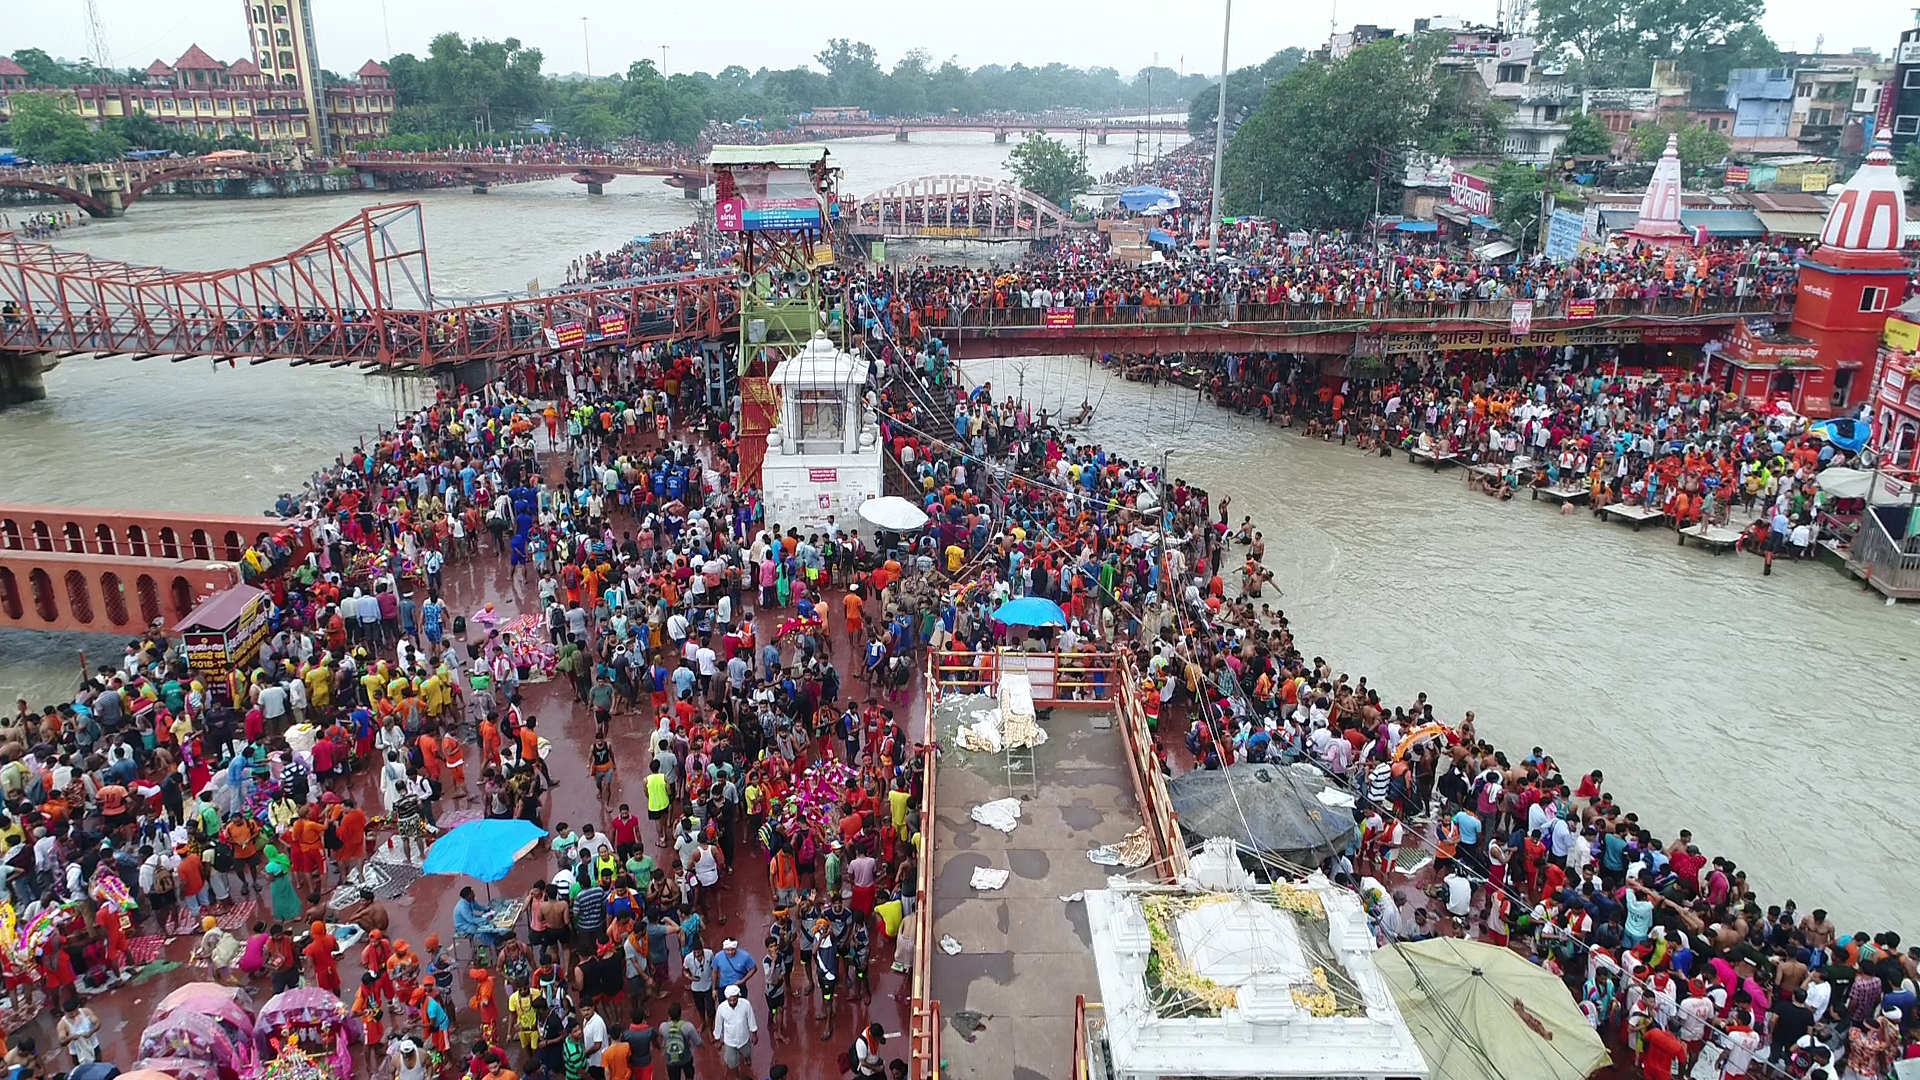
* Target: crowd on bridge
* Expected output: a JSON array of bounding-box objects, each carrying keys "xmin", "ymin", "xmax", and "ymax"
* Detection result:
[{"xmin": 345, "ymin": 140, "xmax": 701, "ymax": 171}]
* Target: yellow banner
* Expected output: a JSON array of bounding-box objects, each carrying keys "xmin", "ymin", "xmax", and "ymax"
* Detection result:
[{"xmin": 1885, "ymin": 317, "xmax": 1920, "ymax": 354}]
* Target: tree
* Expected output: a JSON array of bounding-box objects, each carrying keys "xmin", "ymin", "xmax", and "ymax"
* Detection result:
[
  {"xmin": 1535, "ymin": 0, "xmax": 1768, "ymax": 87},
  {"xmin": 1899, "ymin": 144, "xmax": 1920, "ymax": 183},
  {"xmin": 815, "ymin": 39, "xmax": 882, "ymax": 106},
  {"xmin": 1005, "ymin": 132, "xmax": 1091, "ymax": 206},
  {"xmin": 1221, "ymin": 37, "xmax": 1509, "ymax": 226},
  {"xmin": 1561, "ymin": 110, "xmax": 1614, "ymax": 157},
  {"xmin": 1488, "ymin": 162, "xmax": 1553, "ymax": 251},
  {"xmin": 9, "ymin": 48, "xmax": 77, "ymax": 86},
  {"xmin": 3, "ymin": 92, "xmax": 124, "ymax": 162},
  {"xmin": 1631, "ymin": 116, "xmax": 1729, "ymax": 169},
  {"xmin": 1188, "ymin": 48, "xmax": 1306, "ymax": 135}
]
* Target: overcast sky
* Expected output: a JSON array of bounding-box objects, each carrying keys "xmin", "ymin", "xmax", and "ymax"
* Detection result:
[{"xmin": 11, "ymin": 0, "xmax": 1909, "ymax": 82}]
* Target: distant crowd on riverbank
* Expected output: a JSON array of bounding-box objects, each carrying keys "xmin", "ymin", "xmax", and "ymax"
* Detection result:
[{"xmin": 1, "ymin": 209, "xmax": 87, "ymax": 241}]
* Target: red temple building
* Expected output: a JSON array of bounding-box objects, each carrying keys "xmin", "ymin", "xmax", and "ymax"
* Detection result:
[{"xmin": 1710, "ymin": 133, "xmax": 1910, "ymax": 417}]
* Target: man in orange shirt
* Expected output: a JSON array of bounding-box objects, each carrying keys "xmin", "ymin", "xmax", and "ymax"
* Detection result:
[
  {"xmin": 285, "ymin": 808, "xmax": 327, "ymax": 896},
  {"xmin": 304, "ymin": 921, "xmax": 342, "ymax": 994}
]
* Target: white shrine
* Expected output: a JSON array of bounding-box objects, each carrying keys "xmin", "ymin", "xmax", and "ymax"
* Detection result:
[
  {"xmin": 760, "ymin": 331, "xmax": 884, "ymax": 533},
  {"xmin": 1622, "ymin": 132, "xmax": 1692, "ymax": 248}
]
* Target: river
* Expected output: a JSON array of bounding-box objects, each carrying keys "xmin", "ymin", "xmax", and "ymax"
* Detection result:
[
  {"xmin": 6, "ymin": 133, "xmax": 1916, "ymax": 936},
  {"xmin": 962, "ymin": 353, "xmax": 1920, "ymax": 937}
]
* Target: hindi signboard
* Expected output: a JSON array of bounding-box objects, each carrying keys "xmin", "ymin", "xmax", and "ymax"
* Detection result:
[
  {"xmin": 1449, "ymin": 171, "xmax": 1492, "ymax": 216},
  {"xmin": 1043, "ymin": 307, "xmax": 1077, "ymax": 328},
  {"xmin": 1509, "ymin": 300, "xmax": 1534, "ymax": 336},
  {"xmin": 1543, "ymin": 208, "xmax": 1585, "ymax": 262}
]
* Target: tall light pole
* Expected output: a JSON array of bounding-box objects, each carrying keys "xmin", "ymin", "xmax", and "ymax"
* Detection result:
[
  {"xmin": 660, "ymin": 45, "xmax": 670, "ymax": 76},
  {"xmin": 1207, "ymin": 0, "xmax": 1232, "ymax": 258},
  {"xmin": 581, "ymin": 18, "xmax": 592, "ymax": 78}
]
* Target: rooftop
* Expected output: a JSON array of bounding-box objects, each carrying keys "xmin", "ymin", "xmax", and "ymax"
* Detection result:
[
  {"xmin": 1085, "ymin": 853, "xmax": 1428, "ymax": 1079},
  {"xmin": 172, "ymin": 44, "xmax": 226, "ymax": 70},
  {"xmin": 357, "ymin": 60, "xmax": 390, "ymax": 78},
  {"xmin": 0, "ymin": 57, "xmax": 28, "ymax": 77}
]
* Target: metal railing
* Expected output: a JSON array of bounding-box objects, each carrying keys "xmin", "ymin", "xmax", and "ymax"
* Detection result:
[
  {"xmin": 908, "ymin": 725, "xmax": 942, "ymax": 1080},
  {"xmin": 1111, "ymin": 654, "xmax": 1189, "ymax": 882},
  {"xmin": 928, "ymin": 647, "xmax": 1121, "ymax": 703},
  {"xmin": 939, "ymin": 293, "xmax": 1789, "ymax": 330},
  {"xmin": 1849, "ymin": 503, "xmax": 1920, "ymax": 598}
]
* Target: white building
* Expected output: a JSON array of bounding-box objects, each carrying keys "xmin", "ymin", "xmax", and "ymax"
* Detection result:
[
  {"xmin": 759, "ymin": 331, "xmax": 884, "ymax": 534},
  {"xmin": 1083, "ymin": 847, "xmax": 1428, "ymax": 1080}
]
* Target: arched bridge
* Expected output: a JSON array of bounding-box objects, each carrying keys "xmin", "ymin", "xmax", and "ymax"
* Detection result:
[
  {"xmin": 0, "ymin": 153, "xmax": 295, "ymax": 218},
  {"xmin": 850, "ymin": 174, "xmax": 1078, "ymax": 241},
  {"xmin": 802, "ymin": 118, "xmax": 1190, "ymax": 145},
  {"xmin": 339, "ymin": 152, "xmax": 710, "ymax": 197},
  {"xmin": 0, "ymin": 200, "xmax": 734, "ymax": 370}
]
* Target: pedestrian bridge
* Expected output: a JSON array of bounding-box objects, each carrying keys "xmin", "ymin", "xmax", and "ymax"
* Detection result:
[
  {"xmin": 0, "ymin": 200, "xmax": 733, "ymax": 376},
  {"xmin": 0, "ymin": 153, "xmax": 294, "ymax": 217},
  {"xmin": 848, "ymin": 174, "xmax": 1078, "ymax": 241}
]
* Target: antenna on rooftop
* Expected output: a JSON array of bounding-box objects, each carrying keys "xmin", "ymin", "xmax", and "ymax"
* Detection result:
[{"xmin": 83, "ymin": 0, "xmax": 112, "ymax": 75}]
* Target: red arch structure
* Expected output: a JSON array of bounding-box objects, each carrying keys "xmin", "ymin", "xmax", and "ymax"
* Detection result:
[
  {"xmin": 0, "ymin": 178, "xmax": 116, "ymax": 218},
  {"xmin": 0, "ymin": 200, "xmax": 735, "ymax": 368},
  {"xmin": 0, "ymin": 152, "xmax": 293, "ymax": 218},
  {"xmin": 120, "ymin": 160, "xmax": 285, "ymax": 208}
]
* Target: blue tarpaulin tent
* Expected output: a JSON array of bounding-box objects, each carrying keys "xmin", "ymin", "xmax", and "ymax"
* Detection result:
[
  {"xmin": 1147, "ymin": 228, "xmax": 1177, "ymax": 248},
  {"xmin": 1119, "ymin": 185, "xmax": 1181, "ymax": 213},
  {"xmin": 1396, "ymin": 221, "xmax": 1439, "ymax": 232}
]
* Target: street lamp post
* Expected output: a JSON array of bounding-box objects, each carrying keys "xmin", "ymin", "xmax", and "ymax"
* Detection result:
[{"xmin": 1207, "ymin": 0, "xmax": 1232, "ymax": 258}]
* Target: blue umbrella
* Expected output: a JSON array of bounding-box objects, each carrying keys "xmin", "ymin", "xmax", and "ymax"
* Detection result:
[
  {"xmin": 422, "ymin": 819, "xmax": 547, "ymax": 884},
  {"xmin": 992, "ymin": 596, "xmax": 1068, "ymax": 627}
]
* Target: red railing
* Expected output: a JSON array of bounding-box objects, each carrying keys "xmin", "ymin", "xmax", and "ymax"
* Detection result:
[
  {"xmin": 908, "ymin": 716, "xmax": 942, "ymax": 1080},
  {"xmin": 0, "ymin": 201, "xmax": 736, "ymax": 368},
  {"xmin": 1112, "ymin": 655, "xmax": 1188, "ymax": 882}
]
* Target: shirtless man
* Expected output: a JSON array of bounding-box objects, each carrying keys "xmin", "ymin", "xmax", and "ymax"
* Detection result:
[{"xmin": 1798, "ymin": 908, "xmax": 1838, "ymax": 966}]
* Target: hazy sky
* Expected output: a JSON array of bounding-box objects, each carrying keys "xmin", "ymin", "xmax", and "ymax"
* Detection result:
[{"xmin": 10, "ymin": 0, "xmax": 1909, "ymax": 83}]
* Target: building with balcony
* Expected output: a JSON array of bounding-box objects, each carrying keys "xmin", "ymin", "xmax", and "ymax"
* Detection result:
[
  {"xmin": 322, "ymin": 61, "xmax": 395, "ymax": 146},
  {"xmin": 0, "ymin": 2, "xmax": 389, "ymax": 152}
]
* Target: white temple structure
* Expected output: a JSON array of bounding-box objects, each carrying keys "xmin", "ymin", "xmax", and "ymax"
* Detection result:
[
  {"xmin": 1623, "ymin": 133, "xmax": 1691, "ymax": 248},
  {"xmin": 759, "ymin": 331, "xmax": 884, "ymax": 532},
  {"xmin": 1083, "ymin": 846, "xmax": 1428, "ymax": 1080}
]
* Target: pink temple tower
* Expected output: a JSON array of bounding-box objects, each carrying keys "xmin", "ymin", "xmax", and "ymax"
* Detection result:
[{"xmin": 1624, "ymin": 133, "xmax": 1691, "ymax": 248}]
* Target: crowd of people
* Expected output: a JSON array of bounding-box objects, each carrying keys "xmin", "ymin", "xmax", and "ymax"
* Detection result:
[
  {"xmin": 851, "ymin": 287, "xmax": 1916, "ymax": 1080},
  {"xmin": 0, "ymin": 210, "xmax": 87, "ymax": 241}
]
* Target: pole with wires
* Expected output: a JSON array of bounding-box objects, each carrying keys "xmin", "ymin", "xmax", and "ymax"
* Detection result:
[{"xmin": 1207, "ymin": 0, "xmax": 1233, "ymax": 258}]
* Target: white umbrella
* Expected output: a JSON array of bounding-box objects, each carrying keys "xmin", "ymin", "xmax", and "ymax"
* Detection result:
[{"xmin": 858, "ymin": 496, "xmax": 929, "ymax": 531}]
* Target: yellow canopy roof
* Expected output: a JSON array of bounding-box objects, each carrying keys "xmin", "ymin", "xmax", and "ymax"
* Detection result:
[{"xmin": 1375, "ymin": 937, "xmax": 1611, "ymax": 1080}]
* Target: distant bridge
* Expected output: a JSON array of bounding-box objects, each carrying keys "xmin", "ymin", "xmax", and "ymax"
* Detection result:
[
  {"xmin": 0, "ymin": 201, "xmax": 732, "ymax": 386},
  {"xmin": 340, "ymin": 152, "xmax": 710, "ymax": 197},
  {"xmin": 0, "ymin": 153, "xmax": 295, "ymax": 218},
  {"xmin": 849, "ymin": 174, "xmax": 1079, "ymax": 241},
  {"xmin": 799, "ymin": 118, "xmax": 1190, "ymax": 144}
]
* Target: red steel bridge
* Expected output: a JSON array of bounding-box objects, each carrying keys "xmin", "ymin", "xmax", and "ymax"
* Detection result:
[
  {"xmin": 338, "ymin": 151, "xmax": 710, "ymax": 196},
  {"xmin": 0, "ymin": 200, "xmax": 734, "ymax": 371},
  {"xmin": 0, "ymin": 152, "xmax": 295, "ymax": 218}
]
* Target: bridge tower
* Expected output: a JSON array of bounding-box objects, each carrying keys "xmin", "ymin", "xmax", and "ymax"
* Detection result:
[{"xmin": 709, "ymin": 144, "xmax": 841, "ymax": 487}]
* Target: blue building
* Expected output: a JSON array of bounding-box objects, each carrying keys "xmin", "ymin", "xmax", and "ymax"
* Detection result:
[{"xmin": 1726, "ymin": 68, "xmax": 1795, "ymax": 139}]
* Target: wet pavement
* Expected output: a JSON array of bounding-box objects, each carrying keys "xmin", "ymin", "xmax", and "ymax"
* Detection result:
[
  {"xmin": 927, "ymin": 699, "xmax": 1143, "ymax": 1080},
  {"xmin": 82, "ymin": 492, "xmax": 916, "ymax": 1078}
]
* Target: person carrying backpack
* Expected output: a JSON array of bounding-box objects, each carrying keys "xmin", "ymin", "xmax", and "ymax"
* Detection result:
[{"xmin": 658, "ymin": 1001, "xmax": 703, "ymax": 1080}]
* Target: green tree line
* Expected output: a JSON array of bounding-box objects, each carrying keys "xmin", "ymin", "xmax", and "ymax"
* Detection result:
[{"xmin": 375, "ymin": 34, "xmax": 1216, "ymax": 146}]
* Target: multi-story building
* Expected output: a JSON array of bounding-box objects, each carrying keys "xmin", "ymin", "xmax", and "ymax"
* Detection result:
[
  {"xmin": 1889, "ymin": 28, "xmax": 1920, "ymax": 153},
  {"xmin": 323, "ymin": 62, "xmax": 393, "ymax": 145},
  {"xmin": 0, "ymin": 1, "xmax": 392, "ymax": 152}
]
